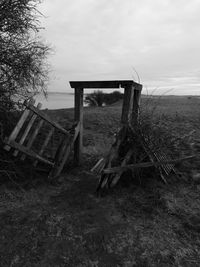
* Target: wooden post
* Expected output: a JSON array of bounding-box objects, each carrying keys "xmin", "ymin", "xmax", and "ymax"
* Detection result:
[
  {"xmin": 131, "ymin": 84, "xmax": 142, "ymax": 125},
  {"xmin": 74, "ymin": 88, "xmax": 83, "ymax": 165},
  {"xmin": 121, "ymin": 85, "xmax": 134, "ymax": 125}
]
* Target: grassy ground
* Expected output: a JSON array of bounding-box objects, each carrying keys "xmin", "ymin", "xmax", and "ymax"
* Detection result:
[{"xmin": 0, "ymin": 95, "xmax": 200, "ymax": 266}]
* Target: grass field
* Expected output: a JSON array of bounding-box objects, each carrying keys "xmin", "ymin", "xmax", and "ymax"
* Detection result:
[{"xmin": 0, "ymin": 95, "xmax": 200, "ymax": 266}]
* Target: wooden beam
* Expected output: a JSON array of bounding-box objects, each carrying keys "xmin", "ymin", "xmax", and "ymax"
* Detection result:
[
  {"xmin": 121, "ymin": 85, "xmax": 134, "ymax": 124},
  {"xmin": 131, "ymin": 84, "xmax": 142, "ymax": 125},
  {"xmin": 49, "ymin": 122, "xmax": 80, "ymax": 178},
  {"xmin": 4, "ymin": 138, "xmax": 54, "ymax": 166},
  {"xmin": 70, "ymin": 80, "xmax": 141, "ymax": 89},
  {"xmin": 24, "ymin": 101, "xmax": 69, "ymax": 136},
  {"xmin": 103, "ymin": 155, "xmax": 195, "ymax": 174},
  {"xmin": 74, "ymin": 88, "xmax": 83, "ymax": 165}
]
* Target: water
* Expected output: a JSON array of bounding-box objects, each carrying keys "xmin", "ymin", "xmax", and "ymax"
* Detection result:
[{"xmin": 35, "ymin": 92, "xmax": 74, "ymax": 110}]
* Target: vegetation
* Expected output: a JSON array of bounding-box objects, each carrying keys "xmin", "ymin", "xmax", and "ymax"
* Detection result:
[
  {"xmin": 0, "ymin": 96, "xmax": 200, "ymax": 266},
  {"xmin": 0, "ymin": 0, "xmax": 50, "ymax": 114},
  {"xmin": 85, "ymin": 90, "xmax": 123, "ymax": 107},
  {"xmin": 0, "ymin": 0, "xmax": 50, "ymax": 182}
]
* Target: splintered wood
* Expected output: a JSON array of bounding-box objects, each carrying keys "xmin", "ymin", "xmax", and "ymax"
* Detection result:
[
  {"xmin": 92, "ymin": 84, "xmax": 192, "ymax": 192},
  {"xmin": 4, "ymin": 99, "xmax": 80, "ymax": 178}
]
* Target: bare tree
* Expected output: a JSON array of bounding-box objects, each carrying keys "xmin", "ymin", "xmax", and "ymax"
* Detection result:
[{"xmin": 0, "ymin": 0, "xmax": 50, "ymax": 112}]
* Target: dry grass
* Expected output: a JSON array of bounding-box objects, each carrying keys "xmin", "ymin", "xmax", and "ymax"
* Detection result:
[{"xmin": 0, "ymin": 95, "xmax": 200, "ymax": 266}]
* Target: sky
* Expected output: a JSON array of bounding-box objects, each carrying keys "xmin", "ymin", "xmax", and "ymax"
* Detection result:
[{"xmin": 39, "ymin": 0, "xmax": 200, "ymax": 95}]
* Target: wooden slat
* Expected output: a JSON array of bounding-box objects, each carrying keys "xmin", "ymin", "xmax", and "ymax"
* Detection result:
[
  {"xmin": 33, "ymin": 127, "xmax": 55, "ymax": 167},
  {"xmin": 4, "ymin": 138, "xmax": 54, "ymax": 166},
  {"xmin": 13, "ymin": 103, "xmax": 42, "ymax": 157},
  {"xmin": 4, "ymin": 99, "xmax": 35, "ymax": 151},
  {"xmin": 24, "ymin": 101, "xmax": 69, "ymax": 136},
  {"xmin": 70, "ymin": 80, "xmax": 141, "ymax": 89},
  {"xmin": 50, "ymin": 122, "xmax": 81, "ymax": 178},
  {"xmin": 21, "ymin": 117, "xmax": 44, "ymax": 161},
  {"xmin": 74, "ymin": 88, "xmax": 83, "ymax": 165}
]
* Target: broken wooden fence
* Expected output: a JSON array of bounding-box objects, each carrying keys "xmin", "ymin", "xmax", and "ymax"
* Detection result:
[{"xmin": 4, "ymin": 99, "xmax": 80, "ymax": 178}]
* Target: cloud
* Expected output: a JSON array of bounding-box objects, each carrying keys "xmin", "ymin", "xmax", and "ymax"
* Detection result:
[{"xmin": 39, "ymin": 0, "xmax": 200, "ymax": 94}]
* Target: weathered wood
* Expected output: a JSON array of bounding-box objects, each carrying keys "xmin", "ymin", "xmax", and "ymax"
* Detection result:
[
  {"xmin": 131, "ymin": 84, "xmax": 142, "ymax": 125},
  {"xmin": 50, "ymin": 122, "xmax": 80, "ymax": 178},
  {"xmin": 4, "ymin": 99, "xmax": 35, "ymax": 151},
  {"xmin": 33, "ymin": 127, "xmax": 54, "ymax": 167},
  {"xmin": 4, "ymin": 138, "xmax": 54, "ymax": 166},
  {"xmin": 91, "ymin": 158, "xmax": 105, "ymax": 173},
  {"xmin": 21, "ymin": 117, "xmax": 44, "ymax": 161},
  {"xmin": 70, "ymin": 80, "xmax": 141, "ymax": 89},
  {"xmin": 121, "ymin": 85, "xmax": 134, "ymax": 124},
  {"xmin": 74, "ymin": 88, "xmax": 83, "ymax": 165},
  {"xmin": 24, "ymin": 101, "xmax": 69, "ymax": 136},
  {"xmin": 110, "ymin": 149, "xmax": 133, "ymax": 187},
  {"xmin": 103, "ymin": 155, "xmax": 195, "ymax": 174},
  {"xmin": 13, "ymin": 103, "xmax": 42, "ymax": 157}
]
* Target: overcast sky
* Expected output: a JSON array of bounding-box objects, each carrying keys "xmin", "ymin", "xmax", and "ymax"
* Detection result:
[{"xmin": 39, "ymin": 0, "xmax": 200, "ymax": 95}]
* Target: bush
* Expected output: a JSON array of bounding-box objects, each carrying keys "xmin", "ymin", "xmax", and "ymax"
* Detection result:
[{"xmin": 85, "ymin": 90, "xmax": 123, "ymax": 107}]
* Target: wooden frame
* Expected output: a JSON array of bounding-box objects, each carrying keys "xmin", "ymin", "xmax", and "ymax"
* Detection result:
[
  {"xmin": 69, "ymin": 80, "xmax": 143, "ymax": 165},
  {"xmin": 4, "ymin": 99, "xmax": 78, "ymax": 178}
]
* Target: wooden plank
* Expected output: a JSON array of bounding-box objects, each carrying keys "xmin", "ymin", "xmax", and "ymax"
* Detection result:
[
  {"xmin": 33, "ymin": 127, "xmax": 54, "ymax": 167},
  {"xmin": 70, "ymin": 80, "xmax": 141, "ymax": 89},
  {"xmin": 50, "ymin": 122, "xmax": 80, "ymax": 178},
  {"xmin": 131, "ymin": 84, "xmax": 142, "ymax": 125},
  {"xmin": 21, "ymin": 118, "xmax": 44, "ymax": 161},
  {"xmin": 13, "ymin": 103, "xmax": 42, "ymax": 157},
  {"xmin": 4, "ymin": 99, "xmax": 35, "ymax": 151},
  {"xmin": 4, "ymin": 138, "xmax": 54, "ymax": 166},
  {"xmin": 103, "ymin": 155, "xmax": 195, "ymax": 174},
  {"xmin": 74, "ymin": 88, "xmax": 83, "ymax": 165},
  {"xmin": 24, "ymin": 101, "xmax": 69, "ymax": 136},
  {"xmin": 121, "ymin": 85, "xmax": 134, "ymax": 124},
  {"xmin": 110, "ymin": 149, "xmax": 133, "ymax": 187}
]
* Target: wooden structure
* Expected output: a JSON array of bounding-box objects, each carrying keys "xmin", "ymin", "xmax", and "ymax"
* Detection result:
[
  {"xmin": 69, "ymin": 80, "xmax": 143, "ymax": 164},
  {"xmin": 4, "ymin": 99, "xmax": 80, "ymax": 178},
  {"xmin": 85, "ymin": 81, "xmax": 191, "ymax": 191}
]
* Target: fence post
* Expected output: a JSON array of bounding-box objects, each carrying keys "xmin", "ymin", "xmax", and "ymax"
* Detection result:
[
  {"xmin": 121, "ymin": 85, "xmax": 134, "ymax": 125},
  {"xmin": 74, "ymin": 87, "xmax": 83, "ymax": 165},
  {"xmin": 131, "ymin": 84, "xmax": 142, "ymax": 125}
]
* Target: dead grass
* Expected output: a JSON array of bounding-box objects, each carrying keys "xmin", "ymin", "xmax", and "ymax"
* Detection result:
[{"xmin": 0, "ymin": 95, "xmax": 200, "ymax": 266}]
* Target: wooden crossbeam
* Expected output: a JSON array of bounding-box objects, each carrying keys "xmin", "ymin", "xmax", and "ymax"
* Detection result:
[
  {"xmin": 103, "ymin": 155, "xmax": 195, "ymax": 174},
  {"xmin": 4, "ymin": 138, "xmax": 54, "ymax": 166},
  {"xmin": 24, "ymin": 101, "xmax": 69, "ymax": 136}
]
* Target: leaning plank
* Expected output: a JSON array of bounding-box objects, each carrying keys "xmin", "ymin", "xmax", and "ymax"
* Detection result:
[
  {"xmin": 21, "ymin": 118, "xmax": 44, "ymax": 161},
  {"xmin": 33, "ymin": 127, "xmax": 54, "ymax": 167},
  {"xmin": 4, "ymin": 99, "xmax": 35, "ymax": 151},
  {"xmin": 50, "ymin": 122, "xmax": 80, "ymax": 178},
  {"xmin": 24, "ymin": 101, "xmax": 69, "ymax": 136},
  {"xmin": 4, "ymin": 138, "xmax": 54, "ymax": 166},
  {"xmin": 110, "ymin": 149, "xmax": 133, "ymax": 187},
  {"xmin": 91, "ymin": 158, "xmax": 105, "ymax": 173},
  {"xmin": 103, "ymin": 155, "xmax": 195, "ymax": 174},
  {"xmin": 13, "ymin": 103, "xmax": 42, "ymax": 157}
]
